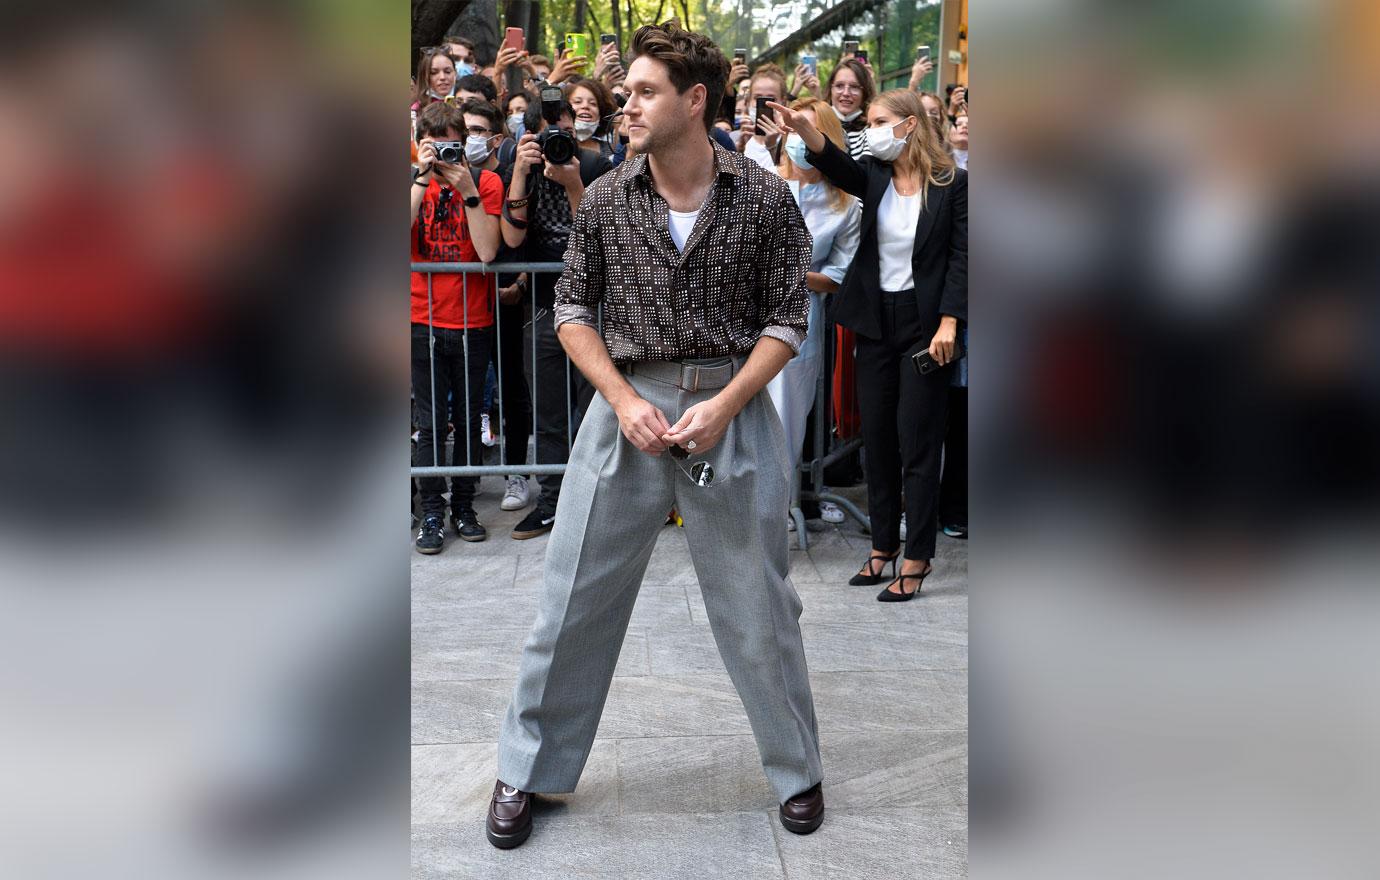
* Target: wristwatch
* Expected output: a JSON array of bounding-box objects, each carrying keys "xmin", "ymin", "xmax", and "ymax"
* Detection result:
[{"xmin": 463, "ymin": 194, "xmax": 481, "ymax": 208}]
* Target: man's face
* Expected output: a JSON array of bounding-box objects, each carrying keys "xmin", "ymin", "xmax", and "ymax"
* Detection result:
[
  {"xmin": 532, "ymin": 64, "xmax": 551, "ymax": 81},
  {"xmin": 456, "ymin": 89, "xmax": 487, "ymax": 105},
  {"xmin": 424, "ymin": 126, "xmax": 465, "ymax": 166},
  {"xmin": 623, "ymin": 56, "xmax": 700, "ymax": 155},
  {"xmin": 463, "ymin": 113, "xmax": 501, "ymax": 152}
]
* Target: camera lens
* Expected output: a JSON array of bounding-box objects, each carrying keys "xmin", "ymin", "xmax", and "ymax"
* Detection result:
[
  {"xmin": 438, "ymin": 144, "xmax": 462, "ymax": 163},
  {"xmin": 543, "ymin": 132, "xmax": 575, "ymax": 165}
]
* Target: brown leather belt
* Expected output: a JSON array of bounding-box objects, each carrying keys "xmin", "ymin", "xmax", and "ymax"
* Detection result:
[{"xmin": 624, "ymin": 357, "xmax": 739, "ymax": 392}]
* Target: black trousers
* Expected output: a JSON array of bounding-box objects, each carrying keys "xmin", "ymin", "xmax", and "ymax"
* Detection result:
[
  {"xmin": 531, "ymin": 281, "xmax": 593, "ymax": 515},
  {"xmin": 939, "ymin": 386, "xmax": 968, "ymax": 528},
  {"xmin": 854, "ymin": 289, "xmax": 950, "ymax": 560},
  {"xmin": 490, "ymin": 300, "xmax": 532, "ymax": 473},
  {"xmin": 411, "ymin": 322, "xmax": 492, "ymax": 516}
]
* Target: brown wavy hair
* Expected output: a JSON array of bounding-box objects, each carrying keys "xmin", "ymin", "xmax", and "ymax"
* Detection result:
[{"xmin": 629, "ymin": 20, "xmax": 730, "ymax": 131}]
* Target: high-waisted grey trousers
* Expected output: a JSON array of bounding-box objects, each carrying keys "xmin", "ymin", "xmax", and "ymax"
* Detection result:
[{"xmin": 495, "ymin": 359, "xmax": 824, "ymax": 804}]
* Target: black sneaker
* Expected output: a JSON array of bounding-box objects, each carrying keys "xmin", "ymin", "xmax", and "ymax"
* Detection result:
[
  {"xmin": 450, "ymin": 508, "xmax": 488, "ymax": 542},
  {"xmin": 415, "ymin": 514, "xmax": 445, "ymax": 554},
  {"xmin": 512, "ymin": 508, "xmax": 556, "ymax": 540}
]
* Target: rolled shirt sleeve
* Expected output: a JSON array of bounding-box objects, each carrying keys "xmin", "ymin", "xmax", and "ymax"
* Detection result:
[
  {"xmin": 755, "ymin": 178, "xmax": 813, "ymax": 354},
  {"xmin": 553, "ymin": 192, "xmax": 604, "ymax": 331}
]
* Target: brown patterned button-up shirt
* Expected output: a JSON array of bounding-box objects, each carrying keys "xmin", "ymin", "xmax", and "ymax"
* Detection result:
[{"xmin": 553, "ymin": 141, "xmax": 811, "ymax": 364}]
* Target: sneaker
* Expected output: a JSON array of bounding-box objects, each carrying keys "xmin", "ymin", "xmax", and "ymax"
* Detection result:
[
  {"xmin": 450, "ymin": 508, "xmax": 488, "ymax": 542},
  {"xmin": 786, "ymin": 515, "xmax": 797, "ymax": 532},
  {"xmin": 512, "ymin": 507, "xmax": 556, "ymax": 540},
  {"xmin": 943, "ymin": 523, "xmax": 968, "ymax": 539},
  {"xmin": 500, "ymin": 476, "xmax": 531, "ymax": 511},
  {"xmin": 415, "ymin": 514, "xmax": 445, "ymax": 554},
  {"xmin": 481, "ymin": 413, "xmax": 495, "ymax": 447},
  {"xmin": 899, "ymin": 513, "xmax": 907, "ymax": 542},
  {"xmin": 819, "ymin": 501, "xmax": 845, "ymax": 524}
]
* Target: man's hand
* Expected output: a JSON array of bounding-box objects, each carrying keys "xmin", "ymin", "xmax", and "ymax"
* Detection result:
[
  {"xmin": 415, "ymin": 138, "xmax": 437, "ymax": 183},
  {"xmin": 661, "ymin": 396, "xmax": 733, "ymax": 456},
  {"xmin": 436, "ymin": 157, "xmax": 475, "ymax": 195},
  {"xmin": 928, "ymin": 315, "xmax": 959, "ymax": 366},
  {"xmin": 615, "ymin": 396, "xmax": 673, "ymax": 455},
  {"xmin": 543, "ymin": 155, "xmax": 581, "ymax": 188},
  {"xmin": 512, "ymin": 133, "xmax": 543, "ymax": 177},
  {"xmin": 909, "ymin": 56, "xmax": 935, "ymax": 90},
  {"xmin": 498, "ymin": 283, "xmax": 523, "ymax": 306}
]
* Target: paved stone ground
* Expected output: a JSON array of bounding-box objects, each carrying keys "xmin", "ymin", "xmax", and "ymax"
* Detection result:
[{"xmin": 412, "ymin": 474, "xmax": 968, "ymax": 879}]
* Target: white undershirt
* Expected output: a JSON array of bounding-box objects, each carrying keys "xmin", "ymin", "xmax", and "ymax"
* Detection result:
[
  {"xmin": 668, "ymin": 208, "xmax": 700, "ymax": 252},
  {"xmin": 877, "ymin": 181, "xmax": 922, "ymax": 291}
]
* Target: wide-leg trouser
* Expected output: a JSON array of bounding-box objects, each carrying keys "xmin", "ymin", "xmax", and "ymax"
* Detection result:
[{"xmin": 496, "ymin": 361, "xmax": 824, "ymax": 803}]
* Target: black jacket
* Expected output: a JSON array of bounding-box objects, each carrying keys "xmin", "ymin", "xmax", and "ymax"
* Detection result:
[{"xmin": 807, "ymin": 136, "xmax": 967, "ymax": 341}]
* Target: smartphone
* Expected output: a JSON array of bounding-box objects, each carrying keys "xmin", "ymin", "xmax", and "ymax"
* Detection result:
[
  {"xmin": 916, "ymin": 45, "xmax": 931, "ymax": 62},
  {"xmin": 754, "ymin": 96, "xmax": 772, "ymax": 136},
  {"xmin": 733, "ymin": 48, "xmax": 747, "ymax": 65},
  {"xmin": 801, "ymin": 53, "xmax": 817, "ymax": 77},
  {"xmin": 855, "ymin": 48, "xmax": 868, "ymax": 64},
  {"xmin": 842, "ymin": 39, "xmax": 859, "ymax": 56},
  {"xmin": 503, "ymin": 27, "xmax": 523, "ymax": 52},
  {"xmin": 565, "ymin": 33, "xmax": 591, "ymax": 62},
  {"xmin": 911, "ymin": 339, "xmax": 966, "ymax": 376},
  {"xmin": 600, "ymin": 34, "xmax": 617, "ymax": 46}
]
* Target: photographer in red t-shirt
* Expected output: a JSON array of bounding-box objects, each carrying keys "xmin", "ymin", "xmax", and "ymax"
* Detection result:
[{"xmin": 411, "ymin": 101, "xmax": 503, "ymax": 553}]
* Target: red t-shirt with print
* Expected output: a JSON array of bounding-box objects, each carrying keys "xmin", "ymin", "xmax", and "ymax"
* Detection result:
[{"xmin": 410, "ymin": 170, "xmax": 502, "ymax": 329}]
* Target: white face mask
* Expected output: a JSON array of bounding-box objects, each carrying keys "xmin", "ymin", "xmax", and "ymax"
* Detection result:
[
  {"xmin": 573, "ymin": 119, "xmax": 599, "ymax": 140},
  {"xmin": 507, "ymin": 114, "xmax": 525, "ymax": 136},
  {"xmin": 835, "ymin": 105, "xmax": 862, "ymax": 123},
  {"xmin": 464, "ymin": 135, "xmax": 493, "ymax": 164},
  {"xmin": 865, "ymin": 117, "xmax": 914, "ymax": 162},
  {"xmin": 784, "ymin": 133, "xmax": 813, "ymax": 169}
]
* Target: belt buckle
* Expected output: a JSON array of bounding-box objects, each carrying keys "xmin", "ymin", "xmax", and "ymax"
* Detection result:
[{"xmin": 682, "ymin": 363, "xmax": 700, "ymax": 393}]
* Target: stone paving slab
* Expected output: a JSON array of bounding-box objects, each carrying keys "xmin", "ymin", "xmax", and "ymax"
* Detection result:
[{"xmin": 412, "ymin": 475, "xmax": 968, "ymax": 877}]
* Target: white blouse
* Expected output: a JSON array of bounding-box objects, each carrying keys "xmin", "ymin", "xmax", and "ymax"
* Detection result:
[{"xmin": 877, "ymin": 181, "xmax": 921, "ymax": 292}]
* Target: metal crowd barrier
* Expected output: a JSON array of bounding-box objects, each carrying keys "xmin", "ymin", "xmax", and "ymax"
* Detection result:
[
  {"xmin": 791, "ymin": 314, "xmax": 870, "ymax": 550},
  {"xmin": 410, "ymin": 260, "xmax": 569, "ymax": 480}
]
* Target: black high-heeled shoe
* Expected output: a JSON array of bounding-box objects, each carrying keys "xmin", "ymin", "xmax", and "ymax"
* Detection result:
[
  {"xmin": 848, "ymin": 552, "xmax": 899, "ymax": 586},
  {"xmin": 876, "ymin": 564, "xmax": 933, "ymax": 602}
]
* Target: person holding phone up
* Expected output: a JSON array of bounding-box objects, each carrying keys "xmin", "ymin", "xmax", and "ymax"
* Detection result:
[{"xmin": 769, "ymin": 89, "xmax": 966, "ymax": 601}]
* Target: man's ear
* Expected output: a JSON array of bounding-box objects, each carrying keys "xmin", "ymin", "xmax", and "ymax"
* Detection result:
[{"xmin": 688, "ymin": 82, "xmax": 707, "ymax": 118}]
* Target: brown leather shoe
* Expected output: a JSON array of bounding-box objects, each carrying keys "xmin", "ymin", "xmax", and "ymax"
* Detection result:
[
  {"xmin": 486, "ymin": 779, "xmax": 532, "ymax": 849},
  {"xmin": 779, "ymin": 782, "xmax": 825, "ymax": 834}
]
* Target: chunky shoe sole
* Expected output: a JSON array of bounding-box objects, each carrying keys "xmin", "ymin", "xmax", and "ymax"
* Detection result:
[
  {"xmin": 415, "ymin": 544, "xmax": 443, "ymax": 555},
  {"xmin": 779, "ymin": 808, "xmax": 824, "ymax": 835},
  {"xmin": 486, "ymin": 822, "xmax": 532, "ymax": 849},
  {"xmin": 457, "ymin": 531, "xmax": 487, "ymax": 543}
]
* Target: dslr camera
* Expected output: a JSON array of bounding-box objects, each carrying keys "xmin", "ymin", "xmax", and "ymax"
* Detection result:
[
  {"xmin": 430, "ymin": 140, "xmax": 466, "ymax": 164},
  {"xmin": 536, "ymin": 85, "xmax": 577, "ymax": 166}
]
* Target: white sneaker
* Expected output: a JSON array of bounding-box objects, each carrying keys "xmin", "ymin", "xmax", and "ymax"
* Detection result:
[
  {"xmin": 786, "ymin": 515, "xmax": 796, "ymax": 532},
  {"xmin": 500, "ymin": 476, "xmax": 530, "ymax": 511},
  {"xmin": 899, "ymin": 513, "xmax": 908, "ymax": 541},
  {"xmin": 481, "ymin": 413, "xmax": 496, "ymax": 447},
  {"xmin": 819, "ymin": 501, "xmax": 845, "ymax": 524}
]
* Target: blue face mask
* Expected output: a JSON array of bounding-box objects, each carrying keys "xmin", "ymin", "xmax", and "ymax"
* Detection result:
[
  {"xmin": 784, "ymin": 133, "xmax": 813, "ymax": 169},
  {"xmin": 455, "ymin": 61, "xmax": 475, "ymax": 78}
]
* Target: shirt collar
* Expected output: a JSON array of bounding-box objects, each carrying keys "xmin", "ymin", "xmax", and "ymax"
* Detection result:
[{"xmin": 623, "ymin": 137, "xmax": 742, "ymax": 192}]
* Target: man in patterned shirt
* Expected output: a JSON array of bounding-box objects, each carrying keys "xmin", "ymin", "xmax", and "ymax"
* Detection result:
[{"xmin": 486, "ymin": 21, "xmax": 826, "ymax": 850}]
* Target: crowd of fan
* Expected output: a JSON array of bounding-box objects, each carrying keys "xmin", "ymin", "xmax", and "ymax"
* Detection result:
[{"xmin": 411, "ymin": 27, "xmax": 968, "ymax": 573}]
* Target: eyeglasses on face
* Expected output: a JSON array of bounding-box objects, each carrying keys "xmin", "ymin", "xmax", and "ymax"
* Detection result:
[{"xmin": 833, "ymin": 83, "xmax": 863, "ymax": 94}]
